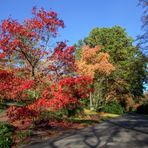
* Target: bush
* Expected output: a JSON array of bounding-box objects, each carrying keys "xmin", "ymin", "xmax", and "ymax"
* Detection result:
[
  {"xmin": 136, "ymin": 103, "xmax": 148, "ymax": 114},
  {"xmin": 0, "ymin": 122, "xmax": 14, "ymax": 148},
  {"xmin": 15, "ymin": 130, "xmax": 33, "ymax": 144},
  {"xmin": 40, "ymin": 107, "xmax": 83, "ymax": 121},
  {"xmin": 25, "ymin": 90, "xmax": 40, "ymax": 102},
  {"xmin": 101, "ymin": 101, "xmax": 125, "ymax": 115},
  {"xmin": 40, "ymin": 110, "xmax": 66, "ymax": 121}
]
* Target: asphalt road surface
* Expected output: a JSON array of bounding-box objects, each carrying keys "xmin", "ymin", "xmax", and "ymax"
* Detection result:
[{"xmin": 23, "ymin": 113, "xmax": 148, "ymax": 148}]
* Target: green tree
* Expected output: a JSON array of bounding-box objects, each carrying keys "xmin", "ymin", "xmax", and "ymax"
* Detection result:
[{"xmin": 76, "ymin": 26, "xmax": 147, "ymax": 109}]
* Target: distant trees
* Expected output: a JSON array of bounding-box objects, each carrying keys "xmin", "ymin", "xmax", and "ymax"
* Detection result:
[{"xmin": 76, "ymin": 26, "xmax": 147, "ymax": 110}]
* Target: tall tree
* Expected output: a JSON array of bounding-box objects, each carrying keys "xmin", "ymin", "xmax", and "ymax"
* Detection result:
[
  {"xmin": 76, "ymin": 26, "xmax": 147, "ymax": 108},
  {"xmin": 0, "ymin": 7, "xmax": 75, "ymax": 80},
  {"xmin": 0, "ymin": 7, "xmax": 76, "ymax": 101},
  {"xmin": 76, "ymin": 45, "xmax": 115, "ymax": 110}
]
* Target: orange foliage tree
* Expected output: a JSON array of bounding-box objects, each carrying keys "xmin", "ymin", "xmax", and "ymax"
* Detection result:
[{"xmin": 76, "ymin": 45, "xmax": 115, "ymax": 110}]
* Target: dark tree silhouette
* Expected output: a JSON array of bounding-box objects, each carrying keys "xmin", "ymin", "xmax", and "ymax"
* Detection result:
[{"xmin": 138, "ymin": 0, "xmax": 148, "ymax": 54}]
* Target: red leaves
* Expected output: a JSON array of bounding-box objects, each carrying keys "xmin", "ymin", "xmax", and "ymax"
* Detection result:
[
  {"xmin": 46, "ymin": 94, "xmax": 79, "ymax": 110},
  {"xmin": 0, "ymin": 7, "xmax": 93, "ymax": 126},
  {"xmin": 0, "ymin": 6, "xmax": 74, "ymax": 80},
  {"xmin": 53, "ymin": 42, "xmax": 75, "ymax": 61},
  {"xmin": 7, "ymin": 75, "xmax": 93, "ymax": 122},
  {"xmin": 7, "ymin": 106, "xmax": 38, "ymax": 122},
  {"xmin": 0, "ymin": 70, "xmax": 34, "ymax": 101},
  {"xmin": 17, "ymin": 80, "xmax": 34, "ymax": 92},
  {"xmin": 40, "ymin": 76, "xmax": 93, "ymax": 110},
  {"xmin": 0, "ymin": 7, "xmax": 65, "ymax": 77},
  {"xmin": 48, "ymin": 42, "xmax": 76, "ymax": 81},
  {"xmin": 4, "ymin": 74, "xmax": 93, "ymax": 124},
  {"xmin": 57, "ymin": 76, "xmax": 93, "ymax": 98},
  {"xmin": 0, "ymin": 53, "xmax": 6, "ymax": 58},
  {"xmin": 30, "ymin": 7, "xmax": 64, "ymax": 35}
]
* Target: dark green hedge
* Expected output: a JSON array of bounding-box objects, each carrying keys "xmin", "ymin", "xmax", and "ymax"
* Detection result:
[{"xmin": 0, "ymin": 122, "xmax": 14, "ymax": 148}]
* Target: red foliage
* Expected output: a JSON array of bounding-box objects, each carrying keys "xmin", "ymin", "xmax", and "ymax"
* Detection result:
[
  {"xmin": 6, "ymin": 76, "xmax": 92, "ymax": 122},
  {"xmin": 48, "ymin": 42, "xmax": 76, "ymax": 81},
  {"xmin": 0, "ymin": 7, "xmax": 64, "ymax": 54},
  {"xmin": 0, "ymin": 7, "xmax": 65, "ymax": 78},
  {"xmin": 7, "ymin": 106, "xmax": 38, "ymax": 122},
  {"xmin": 1, "ymin": 7, "xmax": 93, "ymax": 126},
  {"xmin": 57, "ymin": 76, "xmax": 93, "ymax": 98},
  {"xmin": 40, "ymin": 76, "xmax": 93, "ymax": 110},
  {"xmin": 0, "ymin": 69, "xmax": 34, "ymax": 100}
]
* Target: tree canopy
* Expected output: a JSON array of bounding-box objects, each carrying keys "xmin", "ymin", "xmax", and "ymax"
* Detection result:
[{"xmin": 76, "ymin": 26, "xmax": 147, "ymax": 108}]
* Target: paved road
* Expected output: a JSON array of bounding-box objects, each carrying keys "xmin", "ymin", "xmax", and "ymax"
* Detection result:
[{"xmin": 24, "ymin": 113, "xmax": 148, "ymax": 148}]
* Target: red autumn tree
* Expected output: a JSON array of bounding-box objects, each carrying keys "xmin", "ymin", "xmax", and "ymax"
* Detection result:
[
  {"xmin": 41, "ymin": 76, "xmax": 93, "ymax": 110},
  {"xmin": 0, "ymin": 7, "xmax": 76, "ymax": 102},
  {"xmin": 28, "ymin": 76, "xmax": 93, "ymax": 111},
  {"xmin": 43, "ymin": 42, "xmax": 75, "ymax": 81},
  {"xmin": 7, "ymin": 76, "xmax": 93, "ymax": 121},
  {"xmin": 0, "ymin": 7, "xmax": 66, "ymax": 78},
  {"xmin": 0, "ymin": 7, "xmax": 94, "ymax": 127}
]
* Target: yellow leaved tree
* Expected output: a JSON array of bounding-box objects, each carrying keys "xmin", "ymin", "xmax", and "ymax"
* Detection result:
[{"xmin": 76, "ymin": 45, "xmax": 115, "ymax": 110}]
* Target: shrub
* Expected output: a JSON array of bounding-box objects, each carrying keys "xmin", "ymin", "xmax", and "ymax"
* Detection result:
[
  {"xmin": 101, "ymin": 101, "xmax": 125, "ymax": 114},
  {"xmin": 40, "ymin": 107, "xmax": 83, "ymax": 121},
  {"xmin": 0, "ymin": 122, "xmax": 14, "ymax": 148},
  {"xmin": 15, "ymin": 130, "xmax": 33, "ymax": 144},
  {"xmin": 136, "ymin": 103, "xmax": 148, "ymax": 114},
  {"xmin": 7, "ymin": 106, "xmax": 39, "ymax": 122},
  {"xmin": 25, "ymin": 90, "xmax": 40, "ymax": 102},
  {"xmin": 40, "ymin": 110, "xmax": 64, "ymax": 121}
]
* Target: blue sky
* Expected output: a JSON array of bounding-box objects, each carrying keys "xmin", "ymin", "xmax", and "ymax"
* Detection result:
[
  {"xmin": 0, "ymin": 0, "xmax": 143, "ymax": 45},
  {"xmin": 1, "ymin": 0, "xmax": 147, "ymax": 90}
]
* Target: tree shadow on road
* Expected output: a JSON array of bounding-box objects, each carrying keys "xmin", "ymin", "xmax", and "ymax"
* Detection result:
[{"xmin": 25, "ymin": 113, "xmax": 148, "ymax": 148}]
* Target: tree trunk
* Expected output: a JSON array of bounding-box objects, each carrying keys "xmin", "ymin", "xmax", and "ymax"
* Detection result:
[
  {"xmin": 32, "ymin": 67, "xmax": 35, "ymax": 78},
  {"xmin": 90, "ymin": 92, "xmax": 94, "ymax": 110}
]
